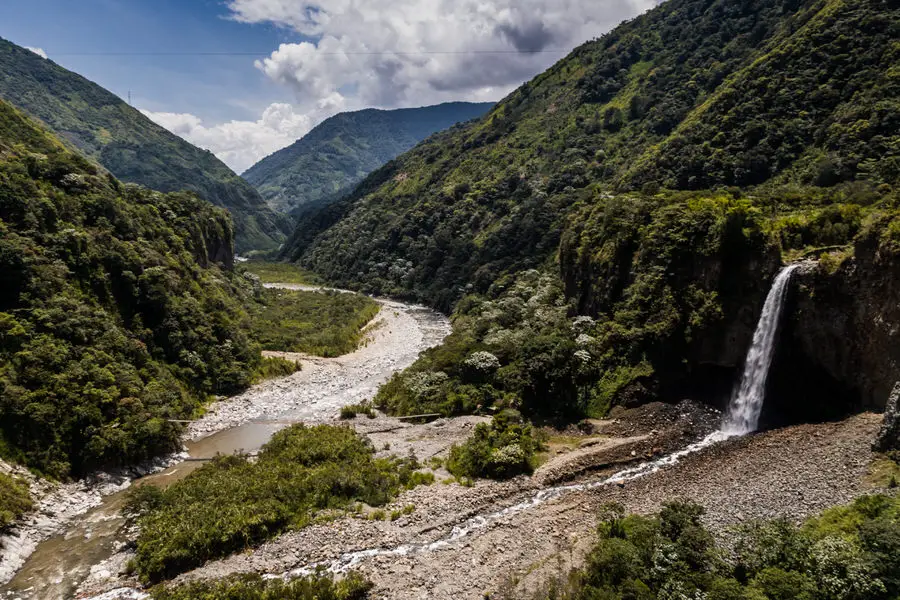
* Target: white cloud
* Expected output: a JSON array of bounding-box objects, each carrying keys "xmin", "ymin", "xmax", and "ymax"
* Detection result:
[
  {"xmin": 144, "ymin": 0, "xmax": 660, "ymax": 173},
  {"xmin": 140, "ymin": 102, "xmax": 331, "ymax": 173},
  {"xmin": 25, "ymin": 47, "xmax": 48, "ymax": 59},
  {"xmin": 230, "ymin": 0, "xmax": 660, "ymax": 109}
]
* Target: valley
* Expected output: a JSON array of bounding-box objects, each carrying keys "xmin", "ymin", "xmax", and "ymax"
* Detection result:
[
  {"xmin": 0, "ymin": 285, "xmax": 451, "ymax": 599},
  {"xmin": 0, "ymin": 0, "xmax": 898, "ymax": 598},
  {"xmin": 68, "ymin": 266, "xmax": 896, "ymax": 599},
  {"xmin": 72, "ymin": 397, "xmax": 890, "ymax": 599}
]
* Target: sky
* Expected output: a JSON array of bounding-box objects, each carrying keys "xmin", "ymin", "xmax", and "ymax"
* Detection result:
[{"xmin": 0, "ymin": 0, "xmax": 660, "ymax": 173}]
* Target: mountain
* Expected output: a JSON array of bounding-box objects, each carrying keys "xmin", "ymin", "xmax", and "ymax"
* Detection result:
[
  {"xmin": 282, "ymin": 0, "xmax": 899, "ymax": 424},
  {"xmin": 284, "ymin": 0, "xmax": 898, "ymax": 307},
  {"xmin": 242, "ymin": 102, "xmax": 494, "ymax": 213},
  {"xmin": 0, "ymin": 38, "xmax": 292, "ymax": 252},
  {"xmin": 0, "ymin": 98, "xmax": 259, "ymax": 477}
]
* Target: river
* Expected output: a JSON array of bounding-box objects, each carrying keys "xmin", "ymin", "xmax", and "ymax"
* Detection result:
[{"xmin": 0, "ymin": 285, "xmax": 450, "ymax": 600}]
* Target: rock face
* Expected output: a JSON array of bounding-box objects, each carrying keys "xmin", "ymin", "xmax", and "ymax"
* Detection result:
[
  {"xmin": 769, "ymin": 229, "xmax": 900, "ymax": 424},
  {"xmin": 874, "ymin": 382, "xmax": 900, "ymax": 452},
  {"xmin": 559, "ymin": 204, "xmax": 783, "ymax": 408}
]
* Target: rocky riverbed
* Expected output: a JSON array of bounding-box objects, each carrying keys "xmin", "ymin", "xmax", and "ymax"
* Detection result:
[
  {"xmin": 186, "ymin": 294, "xmax": 451, "ymax": 440},
  {"xmin": 0, "ymin": 454, "xmax": 181, "ymax": 586},
  {"xmin": 77, "ymin": 404, "xmax": 890, "ymax": 600},
  {"xmin": 0, "ymin": 288, "xmax": 451, "ymax": 599}
]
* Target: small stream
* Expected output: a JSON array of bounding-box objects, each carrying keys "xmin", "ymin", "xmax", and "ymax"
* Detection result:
[
  {"xmin": 0, "ymin": 288, "xmax": 451, "ymax": 600},
  {"xmin": 275, "ymin": 265, "xmax": 799, "ymax": 579},
  {"xmin": 3, "ymin": 266, "xmax": 796, "ymax": 599}
]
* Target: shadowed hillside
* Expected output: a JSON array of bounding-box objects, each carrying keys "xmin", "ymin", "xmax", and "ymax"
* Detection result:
[{"xmin": 0, "ymin": 38, "xmax": 293, "ymax": 252}]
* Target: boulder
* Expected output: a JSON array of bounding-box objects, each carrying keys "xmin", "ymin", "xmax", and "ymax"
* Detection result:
[{"xmin": 874, "ymin": 381, "xmax": 900, "ymax": 452}]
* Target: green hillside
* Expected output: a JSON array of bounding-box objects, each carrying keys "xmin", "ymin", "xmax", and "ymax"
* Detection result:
[
  {"xmin": 0, "ymin": 38, "xmax": 292, "ymax": 252},
  {"xmin": 284, "ymin": 0, "xmax": 898, "ymax": 308},
  {"xmin": 282, "ymin": 0, "xmax": 899, "ymax": 422},
  {"xmin": 242, "ymin": 102, "xmax": 493, "ymax": 213},
  {"xmin": 0, "ymin": 98, "xmax": 259, "ymax": 477}
]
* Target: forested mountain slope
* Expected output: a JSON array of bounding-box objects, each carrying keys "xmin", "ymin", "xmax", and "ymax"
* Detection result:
[
  {"xmin": 242, "ymin": 102, "xmax": 493, "ymax": 214},
  {"xmin": 0, "ymin": 38, "xmax": 292, "ymax": 252},
  {"xmin": 284, "ymin": 0, "xmax": 898, "ymax": 309},
  {"xmin": 0, "ymin": 98, "xmax": 259, "ymax": 477},
  {"xmin": 283, "ymin": 0, "xmax": 899, "ymax": 425}
]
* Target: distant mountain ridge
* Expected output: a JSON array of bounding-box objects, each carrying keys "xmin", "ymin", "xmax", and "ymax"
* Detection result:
[
  {"xmin": 0, "ymin": 37, "xmax": 292, "ymax": 252},
  {"xmin": 283, "ymin": 0, "xmax": 899, "ymax": 308},
  {"xmin": 242, "ymin": 102, "xmax": 494, "ymax": 213}
]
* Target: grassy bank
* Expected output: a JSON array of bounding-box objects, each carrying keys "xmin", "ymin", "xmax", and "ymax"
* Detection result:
[
  {"xmin": 239, "ymin": 261, "xmax": 323, "ymax": 285},
  {"xmin": 127, "ymin": 424, "xmax": 430, "ymax": 582},
  {"xmin": 152, "ymin": 572, "xmax": 371, "ymax": 600},
  {"xmin": 249, "ymin": 288, "xmax": 380, "ymax": 357},
  {"xmin": 0, "ymin": 472, "xmax": 32, "ymax": 529},
  {"xmin": 251, "ymin": 356, "xmax": 303, "ymax": 382}
]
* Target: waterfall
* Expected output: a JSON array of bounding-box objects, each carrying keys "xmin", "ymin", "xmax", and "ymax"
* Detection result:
[
  {"xmin": 84, "ymin": 267, "xmax": 806, "ymax": 599},
  {"xmin": 722, "ymin": 265, "xmax": 798, "ymax": 435}
]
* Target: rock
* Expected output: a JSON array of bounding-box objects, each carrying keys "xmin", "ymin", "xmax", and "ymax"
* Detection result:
[{"xmin": 873, "ymin": 381, "xmax": 900, "ymax": 452}]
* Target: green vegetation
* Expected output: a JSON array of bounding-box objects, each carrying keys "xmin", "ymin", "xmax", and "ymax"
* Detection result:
[
  {"xmin": 0, "ymin": 38, "xmax": 292, "ymax": 251},
  {"xmin": 252, "ymin": 356, "xmax": 302, "ymax": 382},
  {"xmin": 447, "ymin": 411, "xmax": 542, "ymax": 480},
  {"xmin": 524, "ymin": 496, "xmax": 900, "ymax": 600},
  {"xmin": 151, "ymin": 572, "xmax": 372, "ymax": 600},
  {"xmin": 0, "ymin": 472, "xmax": 32, "ymax": 528},
  {"xmin": 243, "ymin": 103, "xmax": 493, "ymax": 214},
  {"xmin": 249, "ymin": 289, "xmax": 379, "ymax": 357},
  {"xmin": 283, "ymin": 0, "xmax": 897, "ymax": 312},
  {"xmin": 340, "ymin": 403, "xmax": 376, "ymax": 419},
  {"xmin": 390, "ymin": 504, "xmax": 416, "ymax": 521},
  {"xmin": 0, "ymin": 98, "xmax": 260, "ymax": 478},
  {"xmin": 238, "ymin": 261, "xmax": 322, "ymax": 285},
  {"xmin": 374, "ymin": 185, "xmax": 900, "ymax": 419},
  {"xmin": 868, "ymin": 453, "xmax": 900, "ymax": 488},
  {"xmin": 278, "ymin": 0, "xmax": 898, "ymax": 427},
  {"xmin": 127, "ymin": 424, "xmax": 430, "ymax": 582}
]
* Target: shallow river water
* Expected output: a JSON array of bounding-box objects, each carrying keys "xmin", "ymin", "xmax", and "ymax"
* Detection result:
[{"xmin": 0, "ymin": 286, "xmax": 450, "ymax": 600}]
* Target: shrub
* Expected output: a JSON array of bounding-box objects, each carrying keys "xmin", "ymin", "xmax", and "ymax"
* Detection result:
[
  {"xmin": 447, "ymin": 410, "xmax": 541, "ymax": 479},
  {"xmin": 150, "ymin": 571, "xmax": 372, "ymax": 600},
  {"xmin": 0, "ymin": 472, "xmax": 32, "ymax": 528},
  {"xmin": 340, "ymin": 403, "xmax": 376, "ymax": 419},
  {"xmin": 529, "ymin": 496, "xmax": 900, "ymax": 600},
  {"xmin": 128, "ymin": 424, "xmax": 427, "ymax": 582},
  {"xmin": 749, "ymin": 568, "xmax": 817, "ymax": 600}
]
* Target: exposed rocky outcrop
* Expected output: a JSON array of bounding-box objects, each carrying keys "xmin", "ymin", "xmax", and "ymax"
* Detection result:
[
  {"xmin": 874, "ymin": 382, "xmax": 900, "ymax": 451},
  {"xmin": 173, "ymin": 202, "xmax": 235, "ymax": 269},
  {"xmin": 770, "ymin": 229, "xmax": 900, "ymax": 423},
  {"xmin": 559, "ymin": 201, "xmax": 783, "ymax": 408}
]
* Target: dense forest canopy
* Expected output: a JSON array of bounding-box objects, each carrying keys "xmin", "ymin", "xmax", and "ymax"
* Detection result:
[
  {"xmin": 0, "ymin": 38, "xmax": 293, "ymax": 252},
  {"xmin": 280, "ymin": 0, "xmax": 900, "ymax": 425},
  {"xmin": 243, "ymin": 102, "xmax": 493, "ymax": 214},
  {"xmin": 283, "ymin": 0, "xmax": 898, "ymax": 309},
  {"xmin": 0, "ymin": 98, "xmax": 260, "ymax": 477}
]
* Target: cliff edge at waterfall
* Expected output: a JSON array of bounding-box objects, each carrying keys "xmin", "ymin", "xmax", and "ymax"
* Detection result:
[
  {"xmin": 278, "ymin": 0, "xmax": 899, "ymax": 426},
  {"xmin": 770, "ymin": 214, "xmax": 900, "ymax": 423}
]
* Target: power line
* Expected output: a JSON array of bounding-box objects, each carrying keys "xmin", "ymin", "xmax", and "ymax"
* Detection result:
[{"xmin": 49, "ymin": 49, "xmax": 570, "ymax": 57}]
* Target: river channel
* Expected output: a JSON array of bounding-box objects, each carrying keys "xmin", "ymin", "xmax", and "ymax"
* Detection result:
[{"xmin": 0, "ymin": 285, "xmax": 450, "ymax": 600}]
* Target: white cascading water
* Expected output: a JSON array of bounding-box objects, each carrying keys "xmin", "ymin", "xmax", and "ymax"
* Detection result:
[
  {"xmin": 263, "ymin": 265, "xmax": 802, "ymax": 578},
  {"xmin": 89, "ymin": 266, "xmax": 801, "ymax": 599},
  {"xmin": 722, "ymin": 264, "xmax": 798, "ymax": 435}
]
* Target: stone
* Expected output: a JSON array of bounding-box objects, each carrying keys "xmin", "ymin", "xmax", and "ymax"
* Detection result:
[{"xmin": 873, "ymin": 381, "xmax": 900, "ymax": 452}]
